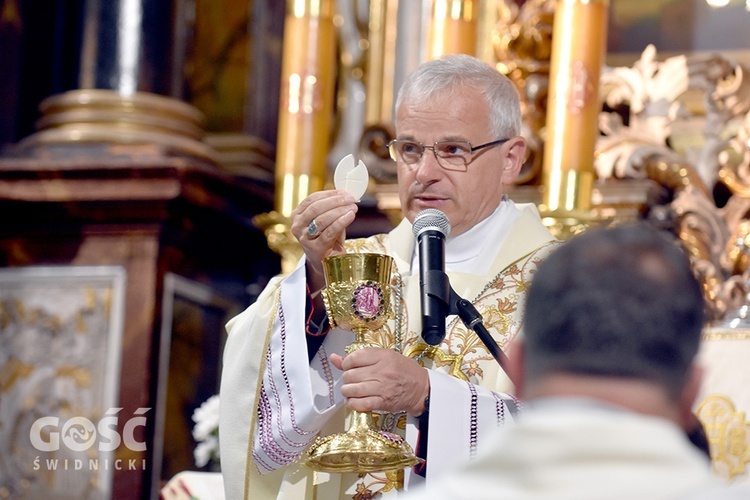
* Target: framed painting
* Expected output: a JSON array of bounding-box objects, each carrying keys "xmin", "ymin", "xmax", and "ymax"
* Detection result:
[{"xmin": 0, "ymin": 265, "xmax": 126, "ymax": 499}]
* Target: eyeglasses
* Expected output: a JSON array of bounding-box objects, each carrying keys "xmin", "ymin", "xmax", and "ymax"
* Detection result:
[{"xmin": 387, "ymin": 138, "xmax": 510, "ymax": 171}]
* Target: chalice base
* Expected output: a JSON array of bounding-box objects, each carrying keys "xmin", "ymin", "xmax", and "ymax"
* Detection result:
[{"xmin": 304, "ymin": 426, "xmax": 422, "ymax": 473}]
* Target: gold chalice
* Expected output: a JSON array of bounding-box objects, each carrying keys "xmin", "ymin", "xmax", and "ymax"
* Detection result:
[{"xmin": 303, "ymin": 253, "xmax": 422, "ymax": 473}]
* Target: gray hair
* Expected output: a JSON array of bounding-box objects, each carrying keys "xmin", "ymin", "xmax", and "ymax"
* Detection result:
[{"xmin": 394, "ymin": 54, "xmax": 522, "ymax": 138}]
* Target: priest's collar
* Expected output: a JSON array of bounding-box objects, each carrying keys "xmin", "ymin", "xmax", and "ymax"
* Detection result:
[{"xmin": 410, "ymin": 196, "xmax": 520, "ymax": 275}]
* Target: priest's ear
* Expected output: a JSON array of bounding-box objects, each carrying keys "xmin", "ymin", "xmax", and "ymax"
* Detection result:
[{"xmin": 500, "ymin": 136, "xmax": 527, "ymax": 186}]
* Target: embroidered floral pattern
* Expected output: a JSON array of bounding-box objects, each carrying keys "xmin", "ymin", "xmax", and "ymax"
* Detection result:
[
  {"xmin": 350, "ymin": 239, "xmax": 557, "ymax": 387},
  {"xmin": 334, "ymin": 235, "xmax": 558, "ymax": 494},
  {"xmin": 253, "ymin": 231, "xmax": 559, "ymax": 495}
]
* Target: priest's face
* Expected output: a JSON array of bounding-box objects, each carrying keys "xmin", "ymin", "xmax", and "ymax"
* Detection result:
[{"xmin": 393, "ymin": 85, "xmax": 525, "ymax": 237}]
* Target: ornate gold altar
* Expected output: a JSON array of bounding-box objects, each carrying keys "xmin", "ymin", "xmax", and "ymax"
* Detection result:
[
  {"xmin": 259, "ymin": 0, "xmax": 750, "ymax": 486},
  {"xmin": 6, "ymin": 0, "xmax": 748, "ymax": 491}
]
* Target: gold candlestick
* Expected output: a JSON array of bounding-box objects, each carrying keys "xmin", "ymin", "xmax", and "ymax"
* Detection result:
[
  {"xmin": 428, "ymin": 0, "xmax": 478, "ymax": 58},
  {"xmin": 541, "ymin": 0, "xmax": 609, "ymax": 234},
  {"xmin": 276, "ymin": 0, "xmax": 337, "ymax": 217},
  {"xmin": 255, "ymin": 0, "xmax": 338, "ymax": 274},
  {"xmin": 364, "ymin": 0, "xmax": 399, "ymax": 126}
]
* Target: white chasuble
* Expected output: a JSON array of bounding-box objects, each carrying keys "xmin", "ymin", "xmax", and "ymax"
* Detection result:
[{"xmin": 219, "ymin": 203, "xmax": 559, "ymax": 499}]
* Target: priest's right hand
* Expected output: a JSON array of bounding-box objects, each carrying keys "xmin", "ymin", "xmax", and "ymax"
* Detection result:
[{"xmin": 290, "ymin": 189, "xmax": 359, "ymax": 292}]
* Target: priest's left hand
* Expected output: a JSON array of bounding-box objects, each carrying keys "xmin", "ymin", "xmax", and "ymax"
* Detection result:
[{"xmin": 330, "ymin": 347, "xmax": 430, "ymax": 417}]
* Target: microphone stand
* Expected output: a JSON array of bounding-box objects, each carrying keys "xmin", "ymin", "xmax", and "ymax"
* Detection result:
[
  {"xmin": 422, "ymin": 269, "xmax": 515, "ymax": 386},
  {"xmin": 448, "ymin": 287, "xmax": 513, "ymax": 384}
]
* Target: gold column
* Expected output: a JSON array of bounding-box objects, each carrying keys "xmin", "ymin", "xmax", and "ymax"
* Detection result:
[
  {"xmin": 428, "ymin": 0, "xmax": 478, "ymax": 58},
  {"xmin": 276, "ymin": 0, "xmax": 337, "ymax": 216},
  {"xmin": 541, "ymin": 0, "xmax": 608, "ymax": 235},
  {"xmin": 364, "ymin": 0, "xmax": 399, "ymax": 126},
  {"xmin": 475, "ymin": 0, "xmax": 501, "ymax": 65},
  {"xmin": 255, "ymin": 0, "xmax": 338, "ymax": 274}
]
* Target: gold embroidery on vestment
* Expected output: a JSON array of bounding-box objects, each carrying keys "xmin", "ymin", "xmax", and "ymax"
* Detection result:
[{"xmin": 696, "ymin": 394, "xmax": 750, "ymax": 481}]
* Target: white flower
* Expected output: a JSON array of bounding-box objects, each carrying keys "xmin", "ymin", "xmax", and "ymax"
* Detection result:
[
  {"xmin": 192, "ymin": 394, "xmax": 221, "ymax": 467},
  {"xmin": 192, "ymin": 394, "xmax": 220, "ymax": 441},
  {"xmin": 194, "ymin": 435, "xmax": 219, "ymax": 468}
]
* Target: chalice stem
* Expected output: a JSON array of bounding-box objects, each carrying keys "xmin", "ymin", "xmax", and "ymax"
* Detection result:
[
  {"xmin": 346, "ymin": 330, "xmax": 371, "ymax": 354},
  {"xmin": 347, "ymin": 410, "xmax": 374, "ymax": 434}
]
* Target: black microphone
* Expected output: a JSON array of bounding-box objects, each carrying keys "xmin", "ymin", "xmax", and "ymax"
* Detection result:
[{"xmin": 412, "ymin": 209, "xmax": 452, "ymax": 346}]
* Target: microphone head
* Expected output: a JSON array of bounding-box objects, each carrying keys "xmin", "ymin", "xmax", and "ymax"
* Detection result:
[{"xmin": 412, "ymin": 209, "xmax": 451, "ymax": 238}]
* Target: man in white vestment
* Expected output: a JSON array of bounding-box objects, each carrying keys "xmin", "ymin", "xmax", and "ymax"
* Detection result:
[
  {"xmin": 405, "ymin": 224, "xmax": 750, "ymax": 500},
  {"xmin": 219, "ymin": 54, "xmax": 559, "ymax": 499}
]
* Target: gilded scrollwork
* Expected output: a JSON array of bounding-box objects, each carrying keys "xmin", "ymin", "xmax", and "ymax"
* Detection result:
[
  {"xmin": 492, "ymin": 0, "xmax": 556, "ymax": 185},
  {"xmin": 597, "ymin": 44, "xmax": 750, "ymax": 323}
]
